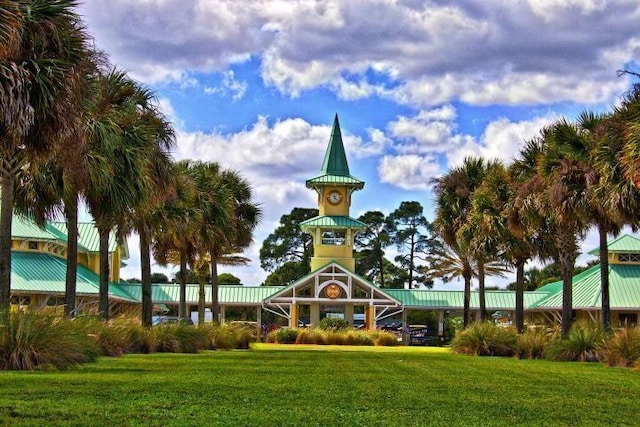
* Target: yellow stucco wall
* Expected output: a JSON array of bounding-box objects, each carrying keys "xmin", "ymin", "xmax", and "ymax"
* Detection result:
[{"xmin": 318, "ymin": 186, "xmax": 350, "ymax": 216}]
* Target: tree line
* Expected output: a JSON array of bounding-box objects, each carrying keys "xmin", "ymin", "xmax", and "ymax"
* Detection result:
[{"xmin": 0, "ymin": 1, "xmax": 261, "ymax": 326}]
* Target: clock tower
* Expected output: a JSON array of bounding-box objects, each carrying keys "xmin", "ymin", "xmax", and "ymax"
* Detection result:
[{"xmin": 301, "ymin": 115, "xmax": 367, "ymax": 272}]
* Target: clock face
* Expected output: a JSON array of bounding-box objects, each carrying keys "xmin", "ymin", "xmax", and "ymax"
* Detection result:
[
  {"xmin": 325, "ymin": 284, "xmax": 341, "ymax": 299},
  {"xmin": 327, "ymin": 190, "xmax": 343, "ymax": 205}
]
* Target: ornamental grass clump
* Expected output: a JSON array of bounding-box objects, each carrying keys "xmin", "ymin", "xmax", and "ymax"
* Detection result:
[
  {"xmin": 343, "ymin": 330, "xmax": 374, "ymax": 346},
  {"xmin": 296, "ymin": 328, "xmax": 326, "ymax": 345},
  {"xmin": 76, "ymin": 317, "xmax": 131, "ymax": 357},
  {"xmin": 546, "ymin": 322, "xmax": 604, "ymax": 362},
  {"xmin": 601, "ymin": 326, "xmax": 640, "ymax": 368},
  {"xmin": 0, "ymin": 309, "xmax": 96, "ymax": 371},
  {"xmin": 451, "ymin": 322, "xmax": 517, "ymax": 356},
  {"xmin": 514, "ymin": 327, "xmax": 553, "ymax": 360},
  {"xmin": 371, "ymin": 330, "xmax": 400, "ymax": 346},
  {"xmin": 318, "ymin": 318, "xmax": 349, "ymax": 331}
]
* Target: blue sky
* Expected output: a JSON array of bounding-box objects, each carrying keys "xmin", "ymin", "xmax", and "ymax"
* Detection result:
[{"xmin": 78, "ymin": 1, "xmax": 640, "ymax": 288}]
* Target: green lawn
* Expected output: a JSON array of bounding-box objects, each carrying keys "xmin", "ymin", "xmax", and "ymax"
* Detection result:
[{"xmin": 1, "ymin": 345, "xmax": 639, "ymax": 426}]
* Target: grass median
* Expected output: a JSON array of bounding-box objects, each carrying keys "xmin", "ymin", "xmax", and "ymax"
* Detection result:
[{"xmin": 0, "ymin": 344, "xmax": 638, "ymax": 426}]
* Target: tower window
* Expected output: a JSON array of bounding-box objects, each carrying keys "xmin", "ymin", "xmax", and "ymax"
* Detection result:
[
  {"xmin": 322, "ymin": 230, "xmax": 345, "ymax": 245},
  {"xmin": 28, "ymin": 241, "xmax": 38, "ymax": 250}
]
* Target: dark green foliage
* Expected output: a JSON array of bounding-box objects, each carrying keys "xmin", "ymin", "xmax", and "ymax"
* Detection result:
[
  {"xmin": 150, "ymin": 272, "xmax": 169, "ymax": 283},
  {"xmin": 218, "ymin": 272, "xmax": 241, "ymax": 285},
  {"xmin": 0, "ymin": 310, "xmax": 96, "ymax": 371},
  {"xmin": 273, "ymin": 327, "xmax": 299, "ymax": 344},
  {"xmin": 259, "ymin": 207, "xmax": 317, "ymax": 284},
  {"xmin": 601, "ymin": 326, "xmax": 640, "ymax": 367},
  {"xmin": 547, "ymin": 322, "xmax": 604, "ymax": 362},
  {"xmin": 451, "ymin": 322, "xmax": 517, "ymax": 356},
  {"xmin": 318, "ymin": 317, "xmax": 348, "ymax": 331}
]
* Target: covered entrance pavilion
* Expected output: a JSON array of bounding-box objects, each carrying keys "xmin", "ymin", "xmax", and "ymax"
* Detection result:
[{"xmin": 262, "ymin": 262, "xmax": 402, "ymax": 329}]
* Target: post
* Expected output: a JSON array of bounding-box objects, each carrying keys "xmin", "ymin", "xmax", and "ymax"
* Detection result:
[
  {"xmin": 402, "ymin": 309, "xmax": 408, "ymax": 345},
  {"xmin": 438, "ymin": 310, "xmax": 445, "ymax": 346},
  {"xmin": 290, "ymin": 303, "xmax": 298, "ymax": 328},
  {"xmin": 257, "ymin": 306, "xmax": 262, "ymax": 341}
]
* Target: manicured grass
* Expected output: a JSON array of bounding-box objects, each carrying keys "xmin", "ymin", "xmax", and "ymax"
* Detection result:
[{"xmin": 1, "ymin": 345, "xmax": 639, "ymax": 426}]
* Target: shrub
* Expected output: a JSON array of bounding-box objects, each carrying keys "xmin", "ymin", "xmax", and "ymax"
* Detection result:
[
  {"xmin": 451, "ymin": 322, "xmax": 516, "ymax": 356},
  {"xmin": 515, "ymin": 327, "xmax": 551, "ymax": 360},
  {"xmin": 324, "ymin": 331, "xmax": 346, "ymax": 345},
  {"xmin": 344, "ymin": 330, "xmax": 374, "ymax": 346},
  {"xmin": 0, "ymin": 310, "xmax": 96, "ymax": 371},
  {"xmin": 601, "ymin": 326, "xmax": 640, "ymax": 368},
  {"xmin": 274, "ymin": 327, "xmax": 299, "ymax": 344},
  {"xmin": 319, "ymin": 318, "xmax": 348, "ymax": 331},
  {"xmin": 372, "ymin": 330, "xmax": 400, "ymax": 347},
  {"xmin": 126, "ymin": 324, "xmax": 156, "ymax": 354},
  {"xmin": 296, "ymin": 328, "xmax": 325, "ymax": 344},
  {"xmin": 546, "ymin": 322, "xmax": 604, "ymax": 362},
  {"xmin": 153, "ymin": 325, "xmax": 181, "ymax": 353}
]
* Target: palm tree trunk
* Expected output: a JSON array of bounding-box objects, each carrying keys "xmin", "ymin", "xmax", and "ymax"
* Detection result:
[
  {"xmin": 64, "ymin": 195, "xmax": 79, "ymax": 317},
  {"xmin": 198, "ymin": 278, "xmax": 205, "ymax": 324},
  {"xmin": 515, "ymin": 258, "xmax": 525, "ymax": 333},
  {"xmin": 0, "ymin": 175, "xmax": 14, "ymax": 309},
  {"xmin": 598, "ymin": 225, "xmax": 611, "ymax": 332},
  {"xmin": 178, "ymin": 247, "xmax": 187, "ymax": 319},
  {"xmin": 210, "ymin": 252, "xmax": 220, "ymax": 323},
  {"xmin": 478, "ymin": 260, "xmax": 486, "ymax": 322},
  {"xmin": 463, "ymin": 266, "xmax": 472, "ymax": 329},
  {"xmin": 140, "ymin": 224, "xmax": 153, "ymax": 327},
  {"xmin": 98, "ymin": 226, "xmax": 110, "ymax": 321}
]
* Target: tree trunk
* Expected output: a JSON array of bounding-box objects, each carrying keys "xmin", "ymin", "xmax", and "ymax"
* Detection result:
[
  {"xmin": 598, "ymin": 225, "xmax": 610, "ymax": 332},
  {"xmin": 98, "ymin": 226, "xmax": 110, "ymax": 321},
  {"xmin": 378, "ymin": 244, "xmax": 385, "ymax": 288},
  {"xmin": 408, "ymin": 234, "xmax": 415, "ymax": 289},
  {"xmin": 463, "ymin": 266, "xmax": 472, "ymax": 329},
  {"xmin": 478, "ymin": 260, "xmax": 486, "ymax": 322},
  {"xmin": 556, "ymin": 232, "xmax": 577, "ymax": 337},
  {"xmin": 198, "ymin": 278, "xmax": 205, "ymax": 324},
  {"xmin": 515, "ymin": 258, "xmax": 525, "ymax": 333},
  {"xmin": 64, "ymin": 195, "xmax": 79, "ymax": 317},
  {"xmin": 210, "ymin": 252, "xmax": 220, "ymax": 323},
  {"xmin": 178, "ymin": 247, "xmax": 187, "ymax": 320},
  {"xmin": 140, "ymin": 224, "xmax": 153, "ymax": 327},
  {"xmin": 0, "ymin": 176, "xmax": 14, "ymax": 309}
]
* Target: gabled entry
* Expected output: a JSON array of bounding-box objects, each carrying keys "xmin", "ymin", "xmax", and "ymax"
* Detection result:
[{"xmin": 263, "ymin": 262, "xmax": 402, "ymax": 329}]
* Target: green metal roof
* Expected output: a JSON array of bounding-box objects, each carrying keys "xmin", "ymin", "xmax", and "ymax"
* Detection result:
[
  {"xmin": 529, "ymin": 263, "xmax": 640, "ymax": 309},
  {"xmin": 300, "ymin": 215, "xmax": 368, "ymax": 229},
  {"xmin": 306, "ymin": 115, "xmax": 364, "ymax": 189},
  {"xmin": 51, "ymin": 222, "xmax": 121, "ymax": 254},
  {"xmin": 118, "ymin": 284, "xmax": 285, "ymax": 305},
  {"xmin": 306, "ymin": 174, "xmax": 365, "ymax": 188},
  {"xmin": 385, "ymin": 289, "xmax": 550, "ymax": 310},
  {"xmin": 11, "ymin": 214, "xmax": 57, "ymax": 240},
  {"xmin": 11, "ymin": 251, "xmax": 137, "ymax": 302},
  {"xmin": 321, "ymin": 115, "xmax": 350, "ymax": 176},
  {"xmin": 588, "ymin": 234, "xmax": 640, "ymax": 255}
]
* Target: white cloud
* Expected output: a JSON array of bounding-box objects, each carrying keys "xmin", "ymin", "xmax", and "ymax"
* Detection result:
[
  {"xmin": 203, "ymin": 70, "xmax": 248, "ymax": 101},
  {"xmin": 378, "ymin": 154, "xmax": 440, "ymax": 190},
  {"xmin": 80, "ymin": 0, "xmax": 640, "ymax": 106},
  {"xmin": 446, "ymin": 115, "xmax": 557, "ymax": 168}
]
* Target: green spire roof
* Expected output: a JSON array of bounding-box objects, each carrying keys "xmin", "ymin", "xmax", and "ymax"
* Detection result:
[
  {"xmin": 306, "ymin": 115, "xmax": 364, "ymax": 190},
  {"xmin": 321, "ymin": 115, "xmax": 350, "ymax": 176}
]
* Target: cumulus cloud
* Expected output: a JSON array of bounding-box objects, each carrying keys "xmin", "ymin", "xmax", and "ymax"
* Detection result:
[
  {"xmin": 378, "ymin": 154, "xmax": 440, "ymax": 190},
  {"xmin": 80, "ymin": 0, "xmax": 639, "ymax": 105},
  {"xmin": 446, "ymin": 115, "xmax": 558, "ymax": 167},
  {"xmin": 204, "ymin": 71, "xmax": 248, "ymax": 101}
]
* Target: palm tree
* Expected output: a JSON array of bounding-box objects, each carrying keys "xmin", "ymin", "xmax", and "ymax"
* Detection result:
[
  {"xmin": 458, "ymin": 159, "xmax": 510, "ymax": 321},
  {"xmin": 432, "ymin": 157, "xmax": 492, "ymax": 327},
  {"xmin": 120, "ymin": 92, "xmax": 175, "ymax": 327},
  {"xmin": 0, "ymin": 0, "xmax": 89, "ymax": 308},
  {"xmin": 84, "ymin": 70, "xmax": 163, "ymax": 320},
  {"xmin": 153, "ymin": 161, "xmax": 202, "ymax": 321}
]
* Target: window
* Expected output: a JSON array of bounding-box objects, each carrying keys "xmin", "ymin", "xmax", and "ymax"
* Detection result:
[
  {"xmin": 10, "ymin": 295, "xmax": 31, "ymax": 306},
  {"xmin": 618, "ymin": 253, "xmax": 640, "ymax": 263},
  {"xmin": 28, "ymin": 241, "xmax": 38, "ymax": 250},
  {"xmin": 322, "ymin": 229, "xmax": 345, "ymax": 245}
]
